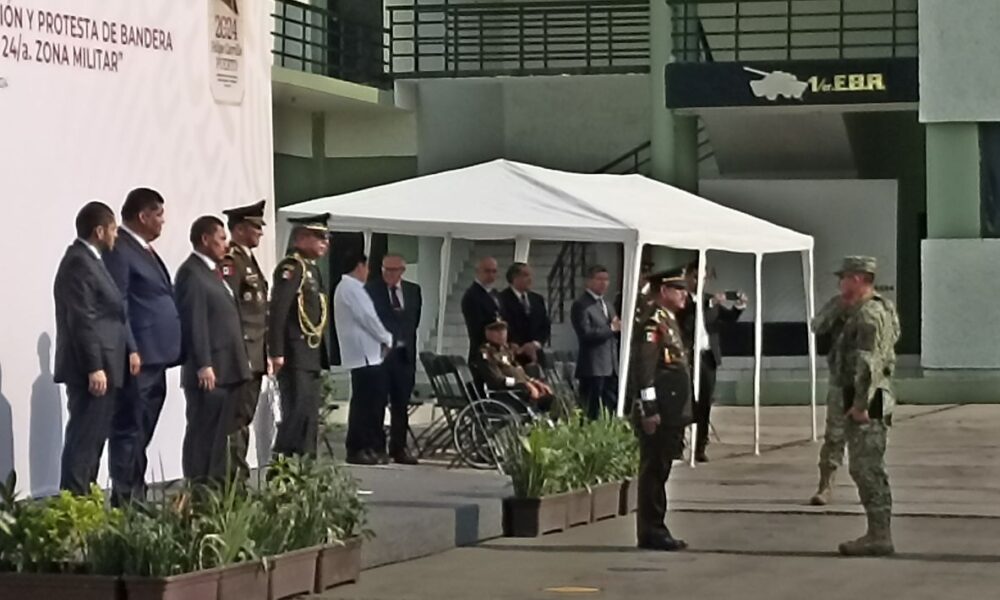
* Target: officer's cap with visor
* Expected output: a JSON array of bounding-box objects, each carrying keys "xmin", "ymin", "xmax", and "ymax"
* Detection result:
[{"xmin": 222, "ymin": 199, "xmax": 266, "ymax": 229}]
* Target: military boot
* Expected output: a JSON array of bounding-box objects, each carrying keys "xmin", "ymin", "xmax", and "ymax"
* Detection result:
[
  {"xmin": 809, "ymin": 467, "xmax": 836, "ymax": 506},
  {"xmin": 838, "ymin": 512, "xmax": 894, "ymax": 557}
]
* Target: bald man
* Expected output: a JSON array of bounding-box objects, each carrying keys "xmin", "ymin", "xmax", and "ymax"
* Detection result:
[{"xmin": 461, "ymin": 257, "xmax": 503, "ymax": 386}]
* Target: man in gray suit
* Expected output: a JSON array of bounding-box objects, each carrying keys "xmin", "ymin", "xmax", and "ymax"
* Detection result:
[
  {"xmin": 175, "ymin": 216, "xmax": 251, "ymax": 485},
  {"xmin": 571, "ymin": 265, "xmax": 621, "ymax": 420},
  {"xmin": 54, "ymin": 201, "xmax": 131, "ymax": 495}
]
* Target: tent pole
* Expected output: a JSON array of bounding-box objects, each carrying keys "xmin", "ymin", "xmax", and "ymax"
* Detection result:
[
  {"xmin": 753, "ymin": 253, "xmax": 763, "ymax": 456},
  {"xmin": 690, "ymin": 249, "xmax": 707, "ymax": 468},
  {"xmin": 435, "ymin": 235, "xmax": 453, "ymax": 356},
  {"xmin": 616, "ymin": 239, "xmax": 645, "ymax": 417},
  {"xmin": 363, "ymin": 229, "xmax": 373, "ymax": 257},
  {"xmin": 514, "ymin": 236, "xmax": 531, "ymax": 262},
  {"xmin": 803, "ymin": 249, "xmax": 818, "ymax": 442}
]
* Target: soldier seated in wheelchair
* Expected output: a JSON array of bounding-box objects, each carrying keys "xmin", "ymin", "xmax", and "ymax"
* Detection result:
[{"xmin": 475, "ymin": 319, "xmax": 554, "ymax": 411}]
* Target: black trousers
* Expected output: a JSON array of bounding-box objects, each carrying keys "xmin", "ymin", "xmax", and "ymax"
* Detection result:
[
  {"xmin": 636, "ymin": 424, "xmax": 686, "ymax": 542},
  {"xmin": 60, "ymin": 385, "xmax": 116, "ymax": 495},
  {"xmin": 228, "ymin": 373, "xmax": 264, "ymax": 478},
  {"xmin": 345, "ymin": 364, "xmax": 389, "ymax": 456},
  {"xmin": 693, "ymin": 352, "xmax": 718, "ymax": 454},
  {"xmin": 579, "ymin": 376, "xmax": 618, "ymax": 420},
  {"xmin": 109, "ymin": 364, "xmax": 167, "ymax": 503},
  {"xmin": 274, "ymin": 368, "xmax": 321, "ymax": 458},
  {"xmin": 385, "ymin": 354, "xmax": 416, "ymax": 455},
  {"xmin": 182, "ymin": 384, "xmax": 237, "ymax": 485}
]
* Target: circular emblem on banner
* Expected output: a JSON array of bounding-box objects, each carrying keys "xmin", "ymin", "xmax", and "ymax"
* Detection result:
[{"xmin": 208, "ymin": 0, "xmax": 245, "ymax": 105}]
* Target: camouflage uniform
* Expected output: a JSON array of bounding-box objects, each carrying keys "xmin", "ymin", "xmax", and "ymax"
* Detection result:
[
  {"xmin": 627, "ymin": 282, "xmax": 693, "ymax": 550},
  {"xmin": 809, "ymin": 295, "xmax": 851, "ymax": 505}
]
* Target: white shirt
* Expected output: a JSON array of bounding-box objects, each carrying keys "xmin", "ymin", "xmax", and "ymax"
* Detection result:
[
  {"xmin": 120, "ymin": 224, "xmax": 150, "ymax": 250},
  {"xmin": 77, "ymin": 238, "xmax": 101, "ymax": 260},
  {"xmin": 693, "ymin": 294, "xmax": 710, "ymax": 353},
  {"xmin": 334, "ymin": 274, "xmax": 394, "ymax": 370},
  {"xmin": 193, "ymin": 250, "xmax": 216, "ymax": 270}
]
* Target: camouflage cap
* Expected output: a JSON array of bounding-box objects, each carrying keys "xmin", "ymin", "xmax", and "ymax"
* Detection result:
[
  {"xmin": 835, "ymin": 256, "xmax": 877, "ymax": 276},
  {"xmin": 485, "ymin": 317, "xmax": 508, "ymax": 331}
]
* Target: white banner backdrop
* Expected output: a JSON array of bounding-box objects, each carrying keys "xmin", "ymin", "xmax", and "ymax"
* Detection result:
[{"xmin": 0, "ymin": 0, "xmax": 274, "ymax": 496}]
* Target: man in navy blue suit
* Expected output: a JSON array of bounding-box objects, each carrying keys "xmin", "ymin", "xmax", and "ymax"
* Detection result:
[
  {"xmin": 104, "ymin": 188, "xmax": 182, "ymax": 504},
  {"xmin": 365, "ymin": 254, "xmax": 422, "ymax": 465}
]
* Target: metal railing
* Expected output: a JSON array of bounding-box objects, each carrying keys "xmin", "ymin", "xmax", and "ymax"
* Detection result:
[
  {"xmin": 547, "ymin": 241, "xmax": 589, "ymax": 325},
  {"xmin": 595, "ymin": 141, "xmax": 652, "ymax": 175},
  {"xmin": 272, "ymin": 0, "xmax": 391, "ymax": 88},
  {"xmin": 387, "ymin": 0, "xmax": 649, "ymax": 78},
  {"xmin": 670, "ymin": 0, "xmax": 918, "ymax": 63}
]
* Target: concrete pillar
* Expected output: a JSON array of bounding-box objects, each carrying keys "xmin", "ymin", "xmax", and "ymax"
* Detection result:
[
  {"xmin": 650, "ymin": 0, "xmax": 699, "ymax": 192},
  {"xmin": 649, "ymin": 0, "xmax": 675, "ymax": 184},
  {"xmin": 926, "ymin": 122, "xmax": 980, "ymax": 238}
]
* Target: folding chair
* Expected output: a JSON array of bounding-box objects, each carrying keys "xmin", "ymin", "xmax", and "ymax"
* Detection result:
[{"xmin": 412, "ymin": 352, "xmax": 469, "ymax": 459}]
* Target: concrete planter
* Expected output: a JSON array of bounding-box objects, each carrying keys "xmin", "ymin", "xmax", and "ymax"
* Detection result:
[
  {"xmin": 503, "ymin": 493, "xmax": 570, "ymax": 537},
  {"xmin": 566, "ymin": 489, "xmax": 592, "ymax": 527},
  {"xmin": 314, "ymin": 538, "xmax": 362, "ymax": 592},
  {"xmin": 218, "ymin": 561, "xmax": 267, "ymax": 600},
  {"xmin": 0, "ymin": 572, "xmax": 123, "ymax": 600},
  {"xmin": 619, "ymin": 478, "xmax": 638, "ymax": 516},
  {"xmin": 123, "ymin": 568, "xmax": 220, "ymax": 600},
  {"xmin": 590, "ymin": 482, "xmax": 621, "ymax": 522},
  {"xmin": 267, "ymin": 546, "xmax": 319, "ymax": 600}
]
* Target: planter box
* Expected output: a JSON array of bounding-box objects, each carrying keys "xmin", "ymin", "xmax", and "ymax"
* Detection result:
[
  {"xmin": 267, "ymin": 546, "xmax": 319, "ymax": 600},
  {"xmin": 619, "ymin": 478, "xmax": 638, "ymax": 516},
  {"xmin": 218, "ymin": 561, "xmax": 267, "ymax": 600},
  {"xmin": 503, "ymin": 493, "xmax": 569, "ymax": 537},
  {"xmin": 123, "ymin": 568, "xmax": 219, "ymax": 600},
  {"xmin": 566, "ymin": 489, "xmax": 592, "ymax": 527},
  {"xmin": 0, "ymin": 572, "xmax": 123, "ymax": 600},
  {"xmin": 314, "ymin": 538, "xmax": 362, "ymax": 592},
  {"xmin": 590, "ymin": 482, "xmax": 621, "ymax": 522}
]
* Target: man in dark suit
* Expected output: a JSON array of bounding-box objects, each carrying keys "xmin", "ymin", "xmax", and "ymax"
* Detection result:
[
  {"xmin": 366, "ymin": 254, "xmax": 422, "ymax": 465},
  {"xmin": 571, "ymin": 265, "xmax": 621, "ymax": 420},
  {"xmin": 498, "ymin": 262, "xmax": 551, "ymax": 368},
  {"xmin": 220, "ymin": 200, "xmax": 269, "ymax": 479},
  {"xmin": 54, "ymin": 202, "xmax": 131, "ymax": 495},
  {"xmin": 269, "ymin": 214, "xmax": 331, "ymax": 458},
  {"xmin": 461, "ymin": 257, "xmax": 502, "ymax": 388},
  {"xmin": 678, "ymin": 260, "xmax": 746, "ymax": 462},
  {"xmin": 104, "ymin": 188, "xmax": 182, "ymax": 504},
  {"xmin": 175, "ymin": 216, "xmax": 251, "ymax": 485}
]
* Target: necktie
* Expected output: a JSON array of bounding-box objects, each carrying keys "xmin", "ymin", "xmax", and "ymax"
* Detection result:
[
  {"xmin": 490, "ymin": 289, "xmax": 500, "ymax": 308},
  {"xmin": 600, "ymin": 298, "xmax": 609, "ymax": 320},
  {"xmin": 521, "ymin": 292, "xmax": 531, "ymax": 314},
  {"xmin": 391, "ymin": 286, "xmax": 402, "ymax": 311}
]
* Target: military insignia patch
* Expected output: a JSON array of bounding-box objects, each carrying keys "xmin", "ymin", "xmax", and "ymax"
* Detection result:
[
  {"xmin": 281, "ymin": 266, "xmax": 294, "ymax": 280},
  {"xmin": 221, "ymin": 264, "xmax": 233, "ymax": 277},
  {"xmin": 243, "ymin": 292, "xmax": 252, "ymax": 301}
]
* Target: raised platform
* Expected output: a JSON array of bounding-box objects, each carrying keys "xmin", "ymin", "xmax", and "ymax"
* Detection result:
[{"xmin": 344, "ymin": 464, "xmax": 510, "ymax": 569}]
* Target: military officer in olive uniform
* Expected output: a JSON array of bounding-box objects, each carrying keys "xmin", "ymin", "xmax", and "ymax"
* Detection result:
[
  {"xmin": 628, "ymin": 268, "xmax": 693, "ymax": 552},
  {"xmin": 220, "ymin": 200, "xmax": 269, "ymax": 478},
  {"xmin": 268, "ymin": 213, "xmax": 331, "ymax": 457},
  {"xmin": 477, "ymin": 319, "xmax": 554, "ymax": 409}
]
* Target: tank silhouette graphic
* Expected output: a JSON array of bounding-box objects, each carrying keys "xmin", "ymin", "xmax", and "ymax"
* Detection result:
[{"xmin": 744, "ymin": 67, "xmax": 808, "ymax": 101}]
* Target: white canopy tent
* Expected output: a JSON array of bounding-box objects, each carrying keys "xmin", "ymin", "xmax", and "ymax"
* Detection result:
[{"xmin": 281, "ymin": 159, "xmax": 818, "ymax": 455}]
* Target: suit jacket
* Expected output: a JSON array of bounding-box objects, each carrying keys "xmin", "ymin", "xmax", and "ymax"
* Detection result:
[
  {"xmin": 366, "ymin": 278, "xmax": 422, "ymax": 366},
  {"xmin": 53, "ymin": 240, "xmax": 129, "ymax": 389},
  {"xmin": 498, "ymin": 288, "xmax": 550, "ymax": 347},
  {"xmin": 221, "ymin": 244, "xmax": 268, "ymax": 374},
  {"xmin": 461, "ymin": 282, "xmax": 502, "ymax": 360},
  {"xmin": 332, "ymin": 275, "xmax": 393, "ymax": 370},
  {"xmin": 175, "ymin": 254, "xmax": 251, "ymax": 388},
  {"xmin": 571, "ymin": 292, "xmax": 619, "ymax": 378},
  {"xmin": 678, "ymin": 292, "xmax": 743, "ymax": 366},
  {"xmin": 103, "ymin": 230, "xmax": 182, "ymax": 367}
]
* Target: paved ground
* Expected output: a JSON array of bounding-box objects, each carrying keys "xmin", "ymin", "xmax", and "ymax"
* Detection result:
[{"xmin": 318, "ymin": 404, "xmax": 1000, "ymax": 599}]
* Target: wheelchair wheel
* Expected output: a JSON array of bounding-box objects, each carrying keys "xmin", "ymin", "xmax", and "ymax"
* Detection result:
[{"xmin": 453, "ymin": 399, "xmax": 521, "ymax": 470}]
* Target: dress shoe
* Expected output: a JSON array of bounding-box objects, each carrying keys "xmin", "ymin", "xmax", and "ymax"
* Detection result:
[
  {"xmin": 392, "ymin": 450, "xmax": 419, "ymax": 465},
  {"xmin": 346, "ymin": 450, "xmax": 379, "ymax": 466},
  {"xmin": 638, "ymin": 535, "xmax": 688, "ymax": 552},
  {"xmin": 375, "ymin": 452, "xmax": 391, "ymax": 465},
  {"xmin": 695, "ymin": 451, "xmax": 709, "ymax": 463}
]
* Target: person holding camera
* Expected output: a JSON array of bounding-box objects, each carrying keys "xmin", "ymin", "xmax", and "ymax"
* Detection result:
[{"xmin": 679, "ymin": 261, "xmax": 746, "ymax": 463}]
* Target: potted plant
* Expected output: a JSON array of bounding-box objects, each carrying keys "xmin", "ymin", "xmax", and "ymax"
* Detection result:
[
  {"xmin": 551, "ymin": 419, "xmax": 593, "ymax": 528},
  {"xmin": 501, "ymin": 425, "xmax": 571, "ymax": 537},
  {"xmin": 0, "ymin": 473, "xmax": 123, "ymax": 600},
  {"xmin": 311, "ymin": 464, "xmax": 367, "ymax": 592},
  {"xmin": 610, "ymin": 419, "xmax": 640, "ymax": 515},
  {"xmin": 198, "ymin": 482, "xmax": 267, "ymax": 600},
  {"xmin": 585, "ymin": 418, "xmax": 628, "ymax": 522}
]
